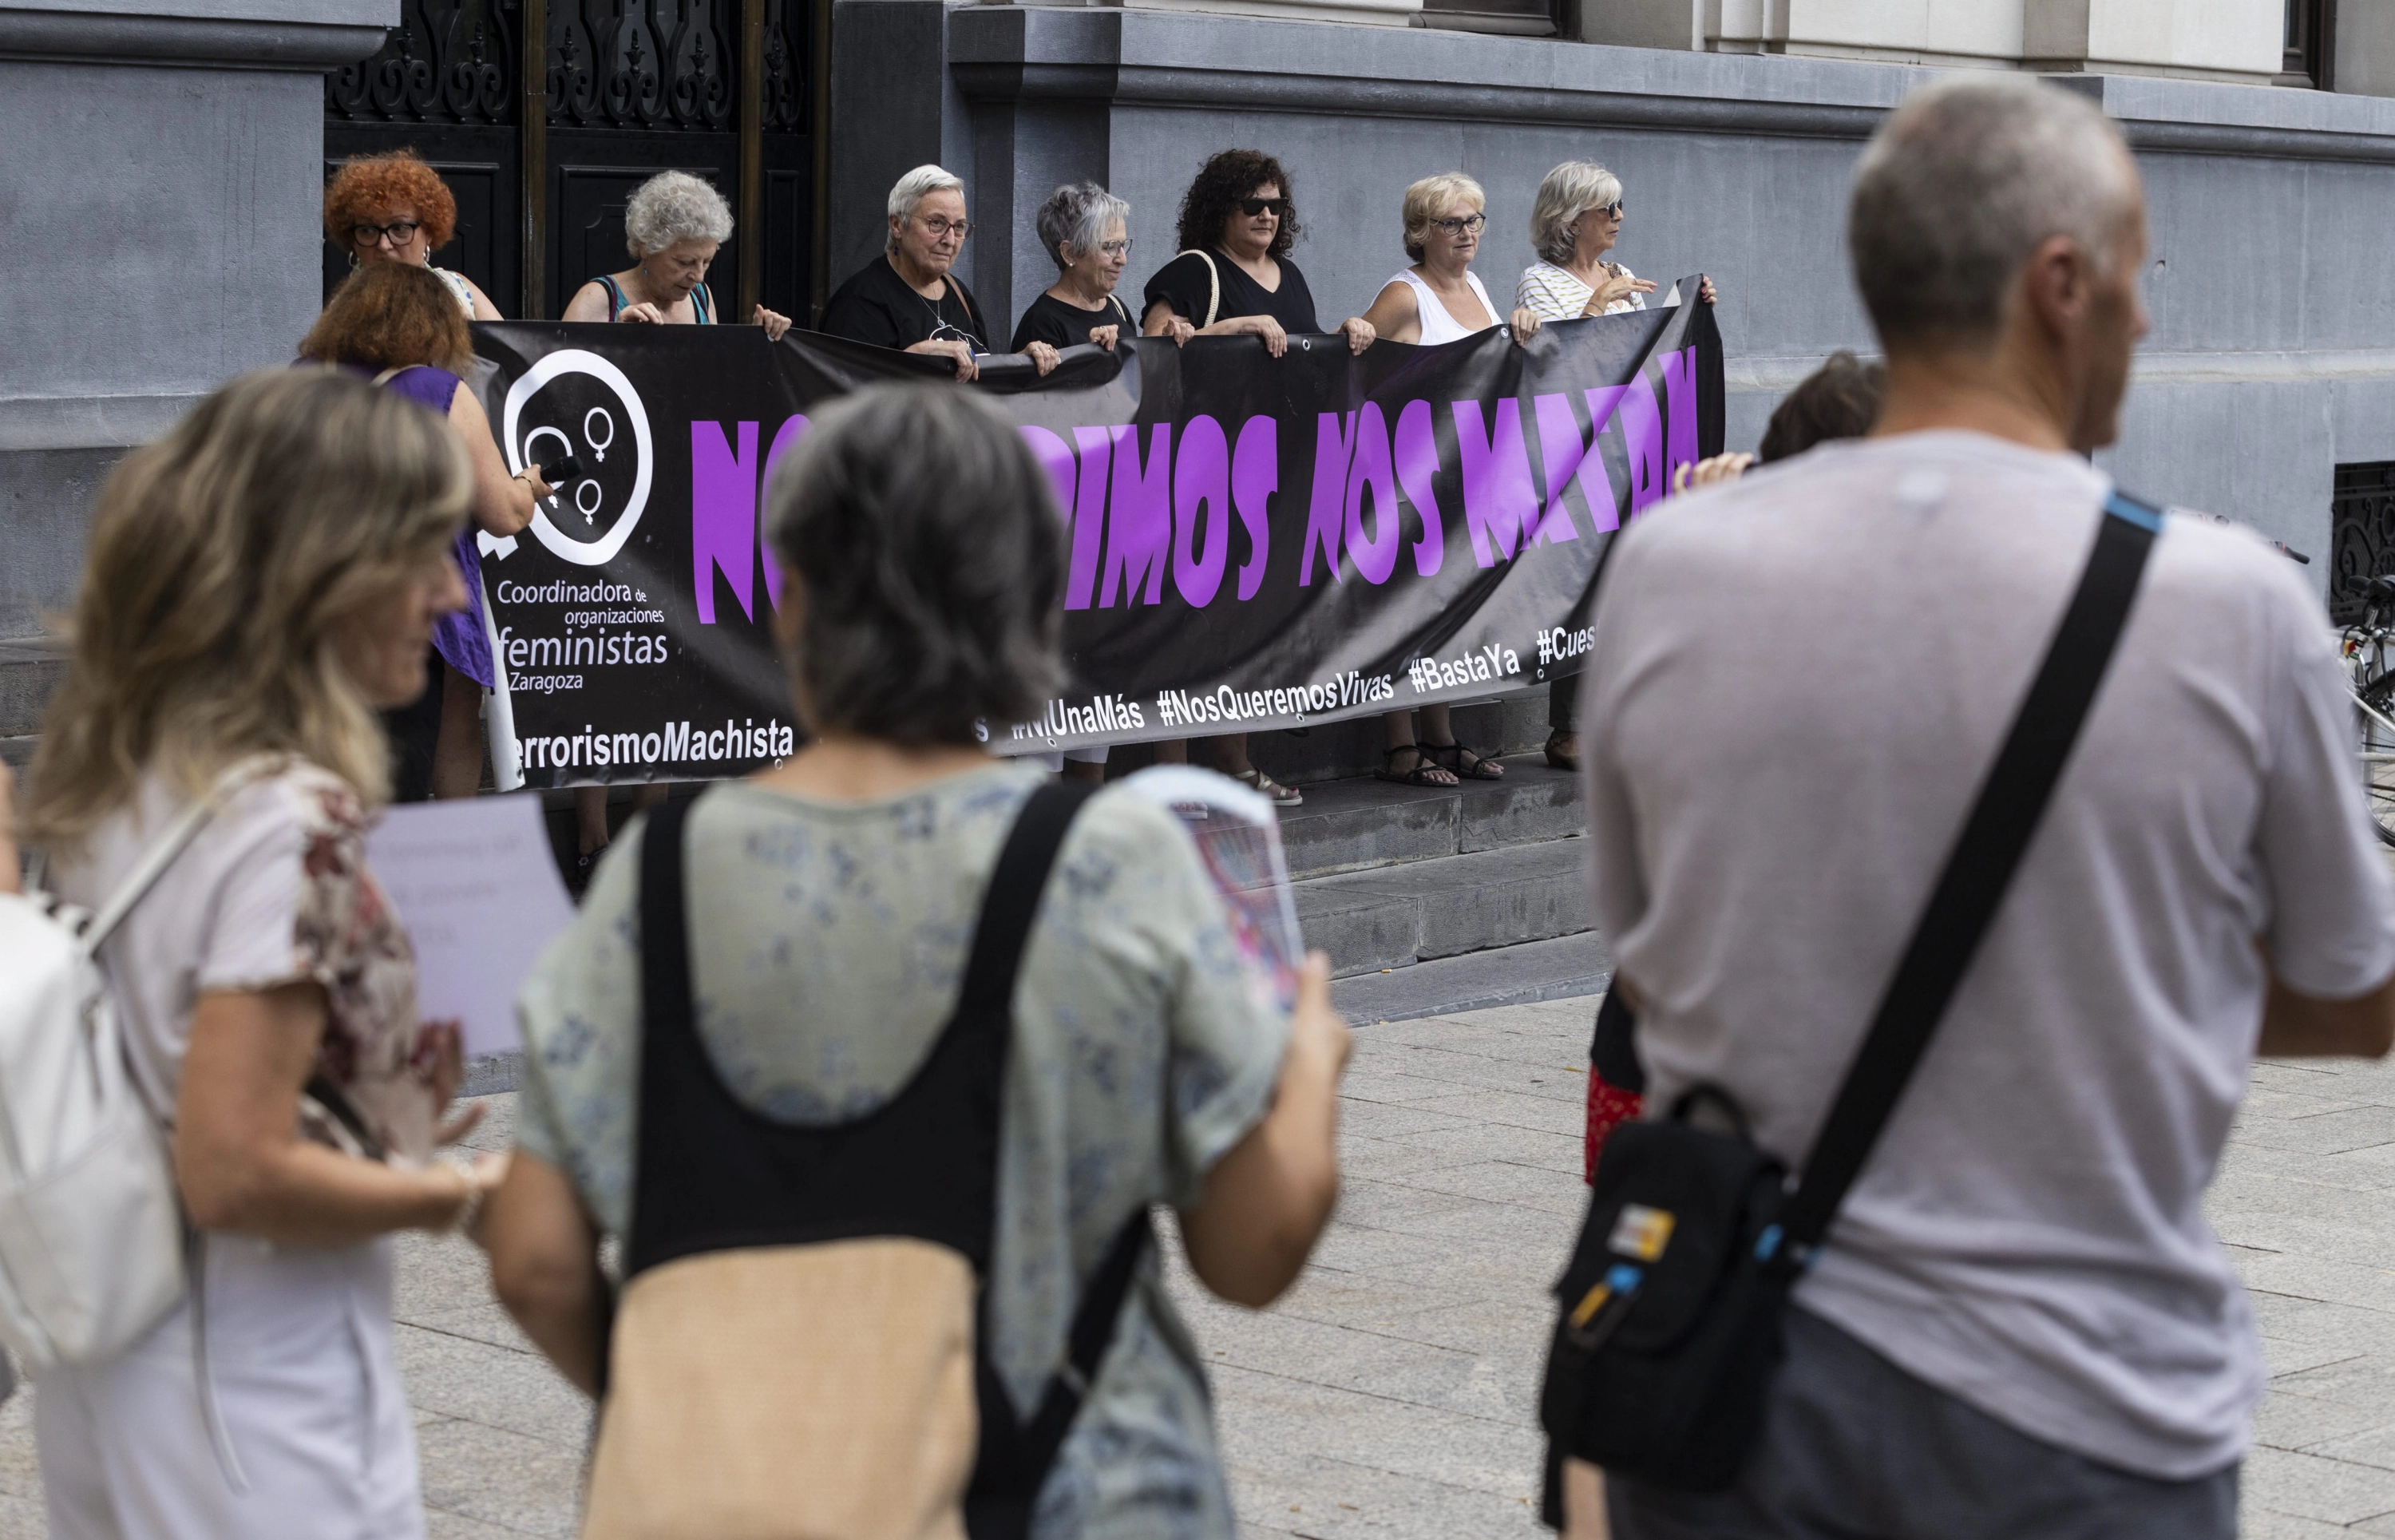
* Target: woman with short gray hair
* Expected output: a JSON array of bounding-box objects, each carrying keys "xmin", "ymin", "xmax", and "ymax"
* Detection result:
[
  {"xmin": 1011, "ymin": 180, "xmax": 1138, "ymax": 364},
  {"xmin": 563, "ymin": 169, "xmax": 791, "ymax": 337},
  {"xmin": 486, "ymin": 382, "xmax": 1353, "ymax": 1536},
  {"xmin": 821, "ymin": 163, "xmax": 992, "ymax": 381}
]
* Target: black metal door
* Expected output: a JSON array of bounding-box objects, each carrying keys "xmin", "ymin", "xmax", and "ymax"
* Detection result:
[{"xmin": 327, "ymin": 0, "xmax": 815, "ymax": 322}]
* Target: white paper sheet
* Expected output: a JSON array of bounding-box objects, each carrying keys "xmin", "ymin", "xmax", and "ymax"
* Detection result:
[{"xmin": 364, "ymin": 794, "xmax": 576, "ymax": 1057}]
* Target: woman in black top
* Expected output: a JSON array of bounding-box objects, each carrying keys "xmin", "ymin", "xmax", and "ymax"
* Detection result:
[
  {"xmin": 1139, "ymin": 150, "xmax": 1374, "ymax": 359},
  {"xmin": 820, "ymin": 164, "xmax": 992, "ymax": 381},
  {"xmin": 1132, "ymin": 150, "xmax": 1370, "ymax": 807},
  {"xmin": 1011, "ymin": 181, "xmax": 1139, "ymax": 356}
]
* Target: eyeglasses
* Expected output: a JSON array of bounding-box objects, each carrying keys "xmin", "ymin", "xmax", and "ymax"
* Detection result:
[
  {"xmin": 1586, "ymin": 201, "xmax": 1625, "ymax": 222},
  {"xmin": 352, "ymin": 220, "xmax": 422, "ymax": 248},
  {"xmin": 1240, "ymin": 197, "xmax": 1290, "ymax": 218},
  {"xmin": 917, "ymin": 216, "xmax": 972, "ymax": 240},
  {"xmin": 1431, "ymin": 212, "xmax": 1488, "ymax": 236},
  {"xmin": 1097, "ymin": 238, "xmax": 1133, "ymax": 257}
]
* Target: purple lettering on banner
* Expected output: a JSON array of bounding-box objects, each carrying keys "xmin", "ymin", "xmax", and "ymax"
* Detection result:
[
  {"xmin": 1393, "ymin": 399, "xmax": 1445, "ymax": 578},
  {"xmin": 758, "ymin": 414, "xmax": 809, "ymax": 612},
  {"xmin": 1173, "ymin": 414, "xmax": 1231, "ymax": 608},
  {"xmin": 1617, "ymin": 373, "xmax": 1665, "ymax": 521},
  {"xmin": 691, "ymin": 420, "xmax": 758, "ymax": 624},
  {"xmin": 1019, "ymin": 426, "xmax": 1077, "ymax": 518},
  {"xmin": 1581, "ymin": 386, "xmax": 1629, "ymax": 532},
  {"xmin": 1661, "ymin": 346, "xmax": 1700, "ymax": 485},
  {"xmin": 1302, "ymin": 411, "xmax": 1356, "ymax": 586},
  {"xmin": 1454, "ymin": 398, "xmax": 1536, "ymax": 567},
  {"xmin": 1101, "ymin": 422, "xmax": 1170, "ymax": 607},
  {"xmin": 1529, "ymin": 394, "xmax": 1585, "ymax": 548},
  {"xmin": 1343, "ymin": 402, "xmax": 1402, "ymax": 584},
  {"xmin": 1233, "ymin": 415, "xmax": 1277, "ymax": 600},
  {"xmin": 1064, "ymin": 426, "xmax": 1111, "ymax": 610}
]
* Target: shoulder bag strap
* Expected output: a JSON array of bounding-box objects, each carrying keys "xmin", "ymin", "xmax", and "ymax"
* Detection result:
[
  {"xmin": 1172, "ymin": 248, "xmax": 1220, "ymax": 330},
  {"xmin": 1772, "ymin": 489, "xmax": 2163, "ymax": 1266},
  {"xmin": 81, "ymin": 753, "xmax": 287, "ymax": 958},
  {"xmin": 954, "ymin": 781, "xmax": 1097, "ymax": 1022}
]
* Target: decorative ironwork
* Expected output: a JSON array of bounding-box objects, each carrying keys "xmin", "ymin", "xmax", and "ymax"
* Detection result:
[
  {"xmin": 548, "ymin": 0, "xmax": 734, "ymax": 132},
  {"xmin": 2330, "ymin": 461, "xmax": 2395, "ymax": 624},
  {"xmin": 327, "ymin": 0, "xmax": 514, "ymax": 125},
  {"xmin": 762, "ymin": 0, "xmax": 806, "ymax": 133}
]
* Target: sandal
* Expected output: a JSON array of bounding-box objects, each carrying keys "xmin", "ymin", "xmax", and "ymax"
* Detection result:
[
  {"xmin": 1378, "ymin": 744, "xmax": 1459, "ymax": 788},
  {"xmin": 1232, "ymin": 766, "xmax": 1304, "ymax": 807},
  {"xmin": 1427, "ymin": 741, "xmax": 1506, "ymax": 780},
  {"xmin": 1545, "ymin": 730, "xmax": 1581, "ymax": 771}
]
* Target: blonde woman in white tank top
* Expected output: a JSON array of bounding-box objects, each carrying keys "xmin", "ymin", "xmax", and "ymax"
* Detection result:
[{"xmin": 1358, "ymin": 173, "xmax": 1543, "ymax": 786}]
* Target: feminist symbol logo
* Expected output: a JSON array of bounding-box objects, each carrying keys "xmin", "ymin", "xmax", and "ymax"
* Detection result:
[{"xmin": 501, "ymin": 350, "xmax": 653, "ymax": 568}]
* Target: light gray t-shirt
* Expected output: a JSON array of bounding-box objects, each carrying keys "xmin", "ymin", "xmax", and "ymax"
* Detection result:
[
  {"xmin": 1581, "ymin": 429, "xmax": 2395, "ymax": 1479},
  {"xmin": 514, "ymin": 764, "xmax": 1290, "ymax": 1537}
]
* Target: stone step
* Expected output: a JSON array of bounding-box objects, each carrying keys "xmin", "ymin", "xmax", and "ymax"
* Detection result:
[
  {"xmin": 1294, "ymin": 836, "xmax": 1589, "ymax": 979},
  {"xmin": 1331, "ymin": 931, "xmax": 1611, "ymax": 1024},
  {"xmin": 1275, "ymin": 750, "xmax": 1581, "ymax": 881},
  {"xmin": 0, "ymin": 639, "xmax": 66, "ymax": 741}
]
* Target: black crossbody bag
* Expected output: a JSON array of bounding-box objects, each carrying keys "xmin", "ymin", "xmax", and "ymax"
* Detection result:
[{"xmin": 1538, "ymin": 491, "xmax": 2162, "ymax": 1510}]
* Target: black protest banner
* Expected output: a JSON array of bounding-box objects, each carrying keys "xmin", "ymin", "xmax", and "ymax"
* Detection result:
[{"xmin": 469, "ymin": 287, "xmax": 1721, "ymax": 787}]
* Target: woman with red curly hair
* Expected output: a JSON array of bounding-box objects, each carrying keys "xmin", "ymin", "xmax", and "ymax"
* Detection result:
[{"xmin": 323, "ymin": 149, "xmax": 503, "ymax": 321}]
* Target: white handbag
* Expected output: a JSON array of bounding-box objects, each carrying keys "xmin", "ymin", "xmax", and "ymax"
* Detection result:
[{"xmin": 0, "ymin": 780, "xmax": 239, "ymax": 1371}]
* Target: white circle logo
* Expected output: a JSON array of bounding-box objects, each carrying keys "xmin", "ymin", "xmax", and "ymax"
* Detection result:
[{"xmin": 502, "ymin": 350, "xmax": 654, "ymax": 567}]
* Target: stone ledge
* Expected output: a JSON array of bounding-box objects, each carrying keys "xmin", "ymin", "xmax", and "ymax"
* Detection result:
[
  {"xmin": 0, "ymin": 4, "xmax": 389, "ymax": 70},
  {"xmin": 0, "ymin": 394, "xmax": 205, "ymax": 453}
]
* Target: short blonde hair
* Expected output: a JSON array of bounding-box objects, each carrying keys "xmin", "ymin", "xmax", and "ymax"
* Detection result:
[
  {"xmin": 1402, "ymin": 172, "xmax": 1486, "ymax": 263},
  {"xmin": 25, "ymin": 370, "xmax": 472, "ymax": 848},
  {"xmin": 1530, "ymin": 161, "xmax": 1623, "ymax": 267}
]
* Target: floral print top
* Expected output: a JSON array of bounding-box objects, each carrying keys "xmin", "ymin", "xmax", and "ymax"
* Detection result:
[
  {"xmin": 513, "ymin": 763, "xmax": 1293, "ymax": 1539},
  {"xmin": 57, "ymin": 759, "xmax": 441, "ymax": 1167}
]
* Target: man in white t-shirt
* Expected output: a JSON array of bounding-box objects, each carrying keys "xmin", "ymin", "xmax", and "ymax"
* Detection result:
[{"xmin": 1574, "ymin": 76, "xmax": 2395, "ymax": 1538}]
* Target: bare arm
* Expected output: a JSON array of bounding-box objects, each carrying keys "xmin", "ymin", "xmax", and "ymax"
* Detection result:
[
  {"xmin": 560, "ymin": 282, "xmax": 616, "ymax": 324},
  {"xmin": 1360, "ymin": 281, "xmax": 1419, "ymax": 346},
  {"xmin": 176, "ymin": 983, "xmax": 478, "ymax": 1245},
  {"xmin": 1178, "ymin": 953, "xmax": 1351, "ymax": 1308},
  {"xmin": 449, "ymin": 386, "xmax": 546, "ymax": 537},
  {"xmin": 2258, "ymin": 964, "xmax": 2395, "ymax": 1058},
  {"xmin": 462, "ymin": 275, "xmax": 505, "ymax": 322},
  {"xmin": 486, "ymin": 1148, "xmax": 609, "ymax": 1396},
  {"xmin": 1141, "ymin": 301, "xmax": 1198, "ymax": 346},
  {"xmin": 0, "ymin": 762, "xmax": 18, "ymax": 896}
]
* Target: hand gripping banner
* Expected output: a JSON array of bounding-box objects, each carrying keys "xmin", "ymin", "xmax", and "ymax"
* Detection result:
[{"xmin": 469, "ymin": 283, "xmax": 1723, "ymax": 788}]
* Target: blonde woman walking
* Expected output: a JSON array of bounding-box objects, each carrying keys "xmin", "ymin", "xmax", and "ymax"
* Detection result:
[{"xmin": 22, "ymin": 371, "xmax": 507, "ymax": 1539}]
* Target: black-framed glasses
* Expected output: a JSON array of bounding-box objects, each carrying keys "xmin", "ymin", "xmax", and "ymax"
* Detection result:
[
  {"xmin": 1587, "ymin": 201, "xmax": 1625, "ymax": 222},
  {"xmin": 352, "ymin": 219, "xmax": 422, "ymax": 248},
  {"xmin": 917, "ymin": 216, "xmax": 972, "ymax": 240},
  {"xmin": 1240, "ymin": 197, "xmax": 1290, "ymax": 218},
  {"xmin": 1431, "ymin": 212, "xmax": 1488, "ymax": 236}
]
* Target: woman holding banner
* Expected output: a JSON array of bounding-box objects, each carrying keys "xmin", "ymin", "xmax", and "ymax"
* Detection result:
[
  {"xmin": 1511, "ymin": 160, "xmax": 1716, "ymax": 771},
  {"xmin": 561, "ymin": 170, "xmax": 792, "ymax": 338},
  {"xmin": 1355, "ymin": 172, "xmax": 1537, "ymax": 786},
  {"xmin": 298, "ymin": 264, "xmax": 552, "ymax": 803},
  {"xmin": 560, "ymin": 172, "xmax": 789, "ymax": 876},
  {"xmin": 1137, "ymin": 150, "xmax": 1374, "ymax": 806}
]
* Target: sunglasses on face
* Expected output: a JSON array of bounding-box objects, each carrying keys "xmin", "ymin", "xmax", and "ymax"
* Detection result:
[
  {"xmin": 1240, "ymin": 197, "xmax": 1290, "ymax": 218},
  {"xmin": 1587, "ymin": 202, "xmax": 1625, "ymax": 222}
]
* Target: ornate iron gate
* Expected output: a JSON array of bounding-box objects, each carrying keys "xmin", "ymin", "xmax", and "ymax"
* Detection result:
[
  {"xmin": 2333, "ymin": 461, "xmax": 2395, "ymax": 624},
  {"xmin": 326, "ymin": 0, "xmax": 821, "ymax": 323}
]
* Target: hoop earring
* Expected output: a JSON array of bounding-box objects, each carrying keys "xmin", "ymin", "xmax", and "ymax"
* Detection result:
[{"xmin": 347, "ymin": 252, "xmax": 360, "ymax": 271}]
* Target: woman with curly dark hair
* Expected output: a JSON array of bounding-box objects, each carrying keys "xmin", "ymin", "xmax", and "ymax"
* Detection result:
[
  {"xmin": 323, "ymin": 149, "xmax": 502, "ymax": 320},
  {"xmin": 1140, "ymin": 149, "xmax": 1373, "ymax": 361}
]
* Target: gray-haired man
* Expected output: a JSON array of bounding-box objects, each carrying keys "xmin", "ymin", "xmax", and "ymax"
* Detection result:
[{"xmin": 1573, "ymin": 76, "xmax": 2395, "ymax": 1538}]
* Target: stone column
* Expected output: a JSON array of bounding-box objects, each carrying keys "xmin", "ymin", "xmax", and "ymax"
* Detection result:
[{"xmin": 0, "ymin": 0, "xmax": 391, "ymax": 648}]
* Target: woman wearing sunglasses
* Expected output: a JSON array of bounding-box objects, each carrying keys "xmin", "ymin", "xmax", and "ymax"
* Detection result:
[{"xmin": 1139, "ymin": 149, "xmax": 1374, "ymax": 362}]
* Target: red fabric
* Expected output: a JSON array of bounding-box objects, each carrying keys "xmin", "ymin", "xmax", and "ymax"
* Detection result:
[{"xmin": 1585, "ymin": 1071, "xmax": 1645, "ymax": 1185}]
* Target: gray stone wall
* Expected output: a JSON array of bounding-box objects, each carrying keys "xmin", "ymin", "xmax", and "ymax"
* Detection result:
[
  {"xmin": 832, "ymin": 2, "xmax": 2395, "ymax": 584},
  {"xmin": 0, "ymin": 0, "xmax": 390, "ymax": 646}
]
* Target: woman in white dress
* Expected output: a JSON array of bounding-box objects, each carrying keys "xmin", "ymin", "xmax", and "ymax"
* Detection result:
[
  {"xmin": 19, "ymin": 370, "xmax": 510, "ymax": 1540},
  {"xmin": 1358, "ymin": 173, "xmax": 1542, "ymax": 787}
]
